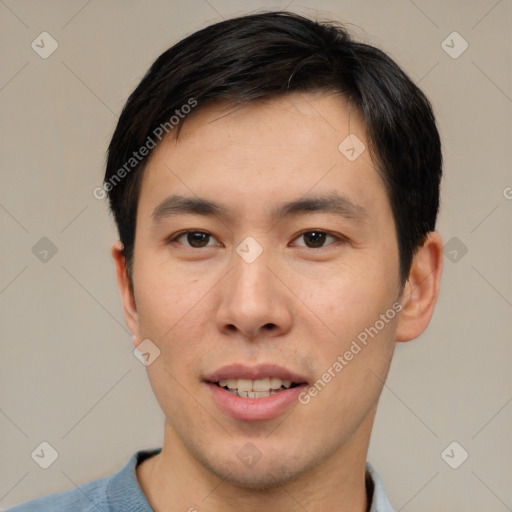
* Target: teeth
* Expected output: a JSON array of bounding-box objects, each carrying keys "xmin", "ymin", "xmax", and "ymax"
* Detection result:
[
  {"xmin": 253, "ymin": 378, "xmax": 270, "ymax": 391},
  {"xmin": 237, "ymin": 379, "xmax": 253, "ymax": 392},
  {"xmin": 227, "ymin": 389, "xmax": 282, "ymax": 398},
  {"xmin": 269, "ymin": 377, "xmax": 282, "ymax": 389},
  {"xmin": 247, "ymin": 390, "xmax": 272, "ymax": 398},
  {"xmin": 216, "ymin": 377, "xmax": 296, "ymax": 393}
]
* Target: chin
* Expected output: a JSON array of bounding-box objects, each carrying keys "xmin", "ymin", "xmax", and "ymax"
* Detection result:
[
  {"xmin": 210, "ymin": 460, "xmax": 306, "ymax": 491},
  {"xmin": 194, "ymin": 441, "xmax": 325, "ymax": 492}
]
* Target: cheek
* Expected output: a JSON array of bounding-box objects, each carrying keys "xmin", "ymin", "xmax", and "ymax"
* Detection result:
[
  {"xmin": 292, "ymin": 262, "xmax": 400, "ymax": 415},
  {"xmin": 296, "ymin": 256, "xmax": 398, "ymax": 342},
  {"xmin": 299, "ymin": 277, "xmax": 398, "ymax": 427},
  {"xmin": 133, "ymin": 252, "xmax": 211, "ymax": 342}
]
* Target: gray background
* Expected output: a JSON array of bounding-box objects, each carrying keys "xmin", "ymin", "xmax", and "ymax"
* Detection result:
[{"xmin": 1, "ymin": 1, "xmax": 511, "ymax": 510}]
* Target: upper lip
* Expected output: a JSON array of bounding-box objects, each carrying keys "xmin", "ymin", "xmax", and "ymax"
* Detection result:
[{"xmin": 203, "ymin": 363, "xmax": 308, "ymax": 384}]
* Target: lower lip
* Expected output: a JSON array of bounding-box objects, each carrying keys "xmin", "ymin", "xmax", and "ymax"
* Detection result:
[{"xmin": 205, "ymin": 383, "xmax": 307, "ymax": 421}]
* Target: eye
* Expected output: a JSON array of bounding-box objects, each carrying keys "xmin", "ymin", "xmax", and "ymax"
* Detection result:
[
  {"xmin": 292, "ymin": 230, "xmax": 343, "ymax": 249},
  {"xmin": 168, "ymin": 231, "xmax": 221, "ymax": 248}
]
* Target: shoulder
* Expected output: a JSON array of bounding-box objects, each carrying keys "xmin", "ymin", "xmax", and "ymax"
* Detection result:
[
  {"xmin": 6, "ymin": 449, "xmax": 161, "ymax": 512},
  {"xmin": 6, "ymin": 475, "xmax": 110, "ymax": 512}
]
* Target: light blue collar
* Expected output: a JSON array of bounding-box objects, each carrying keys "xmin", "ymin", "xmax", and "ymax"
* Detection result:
[{"xmin": 366, "ymin": 461, "xmax": 395, "ymax": 512}]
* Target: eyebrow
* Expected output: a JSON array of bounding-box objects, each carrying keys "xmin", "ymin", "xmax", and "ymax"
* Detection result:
[{"xmin": 151, "ymin": 192, "xmax": 368, "ymax": 225}]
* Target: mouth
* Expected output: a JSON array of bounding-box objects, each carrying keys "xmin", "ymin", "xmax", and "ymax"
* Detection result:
[
  {"xmin": 214, "ymin": 377, "xmax": 303, "ymax": 398},
  {"xmin": 203, "ymin": 364, "xmax": 309, "ymax": 421}
]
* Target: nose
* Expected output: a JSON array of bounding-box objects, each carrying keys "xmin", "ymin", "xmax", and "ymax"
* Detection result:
[{"xmin": 215, "ymin": 248, "xmax": 293, "ymax": 341}]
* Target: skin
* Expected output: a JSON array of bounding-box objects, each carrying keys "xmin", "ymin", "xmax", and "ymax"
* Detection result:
[{"xmin": 112, "ymin": 91, "xmax": 443, "ymax": 512}]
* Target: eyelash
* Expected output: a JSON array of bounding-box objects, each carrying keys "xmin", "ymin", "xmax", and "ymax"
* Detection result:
[{"xmin": 166, "ymin": 230, "xmax": 346, "ymax": 249}]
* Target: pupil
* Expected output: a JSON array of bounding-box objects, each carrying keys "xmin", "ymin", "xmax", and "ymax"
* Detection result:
[
  {"xmin": 188, "ymin": 232, "xmax": 209, "ymax": 247},
  {"xmin": 305, "ymin": 231, "xmax": 325, "ymax": 248}
]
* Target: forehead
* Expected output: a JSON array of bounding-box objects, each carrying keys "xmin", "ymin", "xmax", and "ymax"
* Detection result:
[
  {"xmin": 171, "ymin": 92, "xmax": 365, "ymax": 158},
  {"xmin": 137, "ymin": 92, "xmax": 390, "ymax": 227}
]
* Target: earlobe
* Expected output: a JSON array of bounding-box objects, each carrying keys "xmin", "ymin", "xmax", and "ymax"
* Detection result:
[
  {"xmin": 395, "ymin": 231, "xmax": 443, "ymax": 342},
  {"xmin": 111, "ymin": 241, "xmax": 139, "ymax": 338}
]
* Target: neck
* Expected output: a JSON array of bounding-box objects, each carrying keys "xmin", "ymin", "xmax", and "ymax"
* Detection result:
[{"xmin": 137, "ymin": 414, "xmax": 375, "ymax": 512}]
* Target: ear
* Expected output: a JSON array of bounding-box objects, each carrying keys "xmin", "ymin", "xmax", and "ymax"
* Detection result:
[
  {"xmin": 111, "ymin": 240, "xmax": 139, "ymax": 344},
  {"xmin": 395, "ymin": 231, "xmax": 443, "ymax": 342}
]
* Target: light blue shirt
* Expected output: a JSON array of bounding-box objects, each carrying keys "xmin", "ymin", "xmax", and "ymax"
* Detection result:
[{"xmin": 7, "ymin": 449, "xmax": 394, "ymax": 511}]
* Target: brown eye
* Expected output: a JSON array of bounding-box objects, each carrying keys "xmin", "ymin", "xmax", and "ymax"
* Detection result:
[
  {"xmin": 171, "ymin": 231, "xmax": 219, "ymax": 248},
  {"xmin": 294, "ymin": 230, "xmax": 339, "ymax": 248},
  {"xmin": 186, "ymin": 232, "xmax": 210, "ymax": 247},
  {"xmin": 302, "ymin": 231, "xmax": 327, "ymax": 248}
]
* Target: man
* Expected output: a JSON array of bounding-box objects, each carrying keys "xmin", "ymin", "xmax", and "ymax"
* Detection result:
[{"xmin": 9, "ymin": 11, "xmax": 443, "ymax": 512}]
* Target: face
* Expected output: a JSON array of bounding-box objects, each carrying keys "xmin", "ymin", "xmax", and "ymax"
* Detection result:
[{"xmin": 124, "ymin": 92, "xmax": 403, "ymax": 488}]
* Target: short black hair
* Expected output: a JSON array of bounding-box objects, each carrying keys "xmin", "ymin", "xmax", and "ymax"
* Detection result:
[{"xmin": 105, "ymin": 11, "xmax": 442, "ymax": 287}]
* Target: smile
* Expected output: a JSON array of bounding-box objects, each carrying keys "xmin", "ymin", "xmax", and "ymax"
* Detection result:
[
  {"xmin": 215, "ymin": 377, "xmax": 300, "ymax": 398},
  {"xmin": 204, "ymin": 364, "xmax": 309, "ymax": 421}
]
